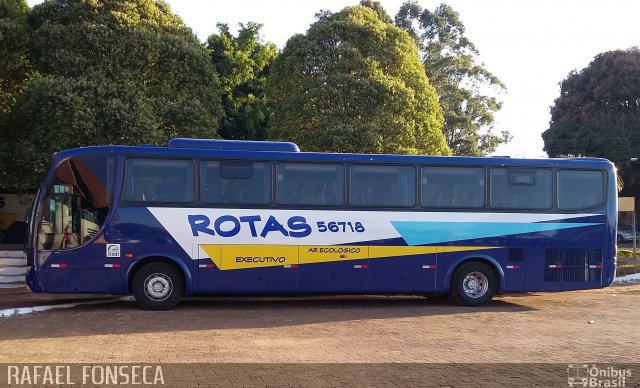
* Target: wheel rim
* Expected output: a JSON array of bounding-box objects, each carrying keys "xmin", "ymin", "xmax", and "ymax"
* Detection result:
[
  {"xmin": 144, "ymin": 273, "xmax": 173, "ymax": 301},
  {"xmin": 462, "ymin": 271, "xmax": 489, "ymax": 299}
]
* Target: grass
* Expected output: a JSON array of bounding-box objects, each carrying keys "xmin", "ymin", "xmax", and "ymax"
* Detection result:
[{"xmin": 617, "ymin": 249, "xmax": 640, "ymax": 276}]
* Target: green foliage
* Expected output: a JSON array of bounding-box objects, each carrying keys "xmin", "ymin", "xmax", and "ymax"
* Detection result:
[
  {"xmin": 207, "ymin": 22, "xmax": 277, "ymax": 140},
  {"xmin": 395, "ymin": 2, "xmax": 509, "ymax": 156},
  {"xmin": 358, "ymin": 0, "xmax": 393, "ymax": 24},
  {"xmin": 543, "ymin": 49, "xmax": 640, "ymax": 159},
  {"xmin": 0, "ymin": 0, "xmax": 37, "ymax": 114},
  {"xmin": 267, "ymin": 5, "xmax": 450, "ymax": 156},
  {"xmin": 542, "ymin": 48, "xmax": 640, "ymax": 195},
  {"xmin": 0, "ymin": 0, "xmax": 222, "ymax": 193}
]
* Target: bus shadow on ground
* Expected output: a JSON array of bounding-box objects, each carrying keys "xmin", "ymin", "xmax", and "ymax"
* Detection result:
[{"xmin": 0, "ymin": 295, "xmax": 535, "ymax": 340}]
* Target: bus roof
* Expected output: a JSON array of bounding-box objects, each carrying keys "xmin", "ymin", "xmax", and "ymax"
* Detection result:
[{"xmin": 50, "ymin": 139, "xmax": 615, "ymax": 169}]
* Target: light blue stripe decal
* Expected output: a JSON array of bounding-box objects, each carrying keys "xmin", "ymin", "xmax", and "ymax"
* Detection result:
[{"xmin": 390, "ymin": 222, "xmax": 601, "ymax": 246}]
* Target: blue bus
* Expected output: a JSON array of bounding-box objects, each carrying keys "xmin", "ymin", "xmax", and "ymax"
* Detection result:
[{"xmin": 25, "ymin": 138, "xmax": 617, "ymax": 310}]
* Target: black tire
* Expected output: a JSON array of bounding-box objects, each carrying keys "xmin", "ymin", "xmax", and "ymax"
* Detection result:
[
  {"xmin": 617, "ymin": 235, "xmax": 623, "ymax": 243},
  {"xmin": 449, "ymin": 262, "xmax": 497, "ymax": 307},
  {"xmin": 132, "ymin": 262, "xmax": 183, "ymax": 310}
]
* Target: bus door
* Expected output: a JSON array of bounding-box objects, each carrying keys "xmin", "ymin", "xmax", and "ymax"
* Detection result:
[
  {"xmin": 39, "ymin": 190, "xmax": 113, "ymax": 293},
  {"xmin": 36, "ymin": 155, "xmax": 117, "ymax": 293}
]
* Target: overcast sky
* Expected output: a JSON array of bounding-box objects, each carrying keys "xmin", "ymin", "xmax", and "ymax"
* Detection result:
[{"xmin": 28, "ymin": 0, "xmax": 640, "ymax": 158}]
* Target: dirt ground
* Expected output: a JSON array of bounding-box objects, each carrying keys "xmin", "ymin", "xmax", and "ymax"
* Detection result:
[{"xmin": 0, "ymin": 284, "xmax": 638, "ymax": 364}]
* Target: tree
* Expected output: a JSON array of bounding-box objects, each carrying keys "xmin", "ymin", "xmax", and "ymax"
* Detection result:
[
  {"xmin": 0, "ymin": 0, "xmax": 222, "ymax": 193},
  {"xmin": 395, "ymin": 2, "xmax": 509, "ymax": 156},
  {"xmin": 0, "ymin": 0, "xmax": 37, "ymax": 114},
  {"xmin": 267, "ymin": 5, "xmax": 450, "ymax": 156},
  {"xmin": 358, "ymin": 0, "xmax": 393, "ymax": 24},
  {"xmin": 207, "ymin": 22, "xmax": 277, "ymax": 140},
  {"xmin": 543, "ymin": 49, "xmax": 640, "ymax": 158},
  {"xmin": 542, "ymin": 48, "xmax": 640, "ymax": 195}
]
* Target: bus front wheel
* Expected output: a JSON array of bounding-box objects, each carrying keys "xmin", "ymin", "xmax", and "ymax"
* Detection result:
[
  {"xmin": 132, "ymin": 262, "xmax": 183, "ymax": 310},
  {"xmin": 450, "ymin": 262, "xmax": 497, "ymax": 307}
]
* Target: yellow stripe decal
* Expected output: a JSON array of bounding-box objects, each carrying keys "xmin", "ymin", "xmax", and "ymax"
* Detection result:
[
  {"xmin": 200, "ymin": 245, "xmax": 498, "ymax": 271},
  {"xmin": 369, "ymin": 246, "xmax": 438, "ymax": 259}
]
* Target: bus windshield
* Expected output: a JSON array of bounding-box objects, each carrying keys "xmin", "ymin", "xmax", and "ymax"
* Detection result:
[{"xmin": 35, "ymin": 155, "xmax": 115, "ymax": 250}]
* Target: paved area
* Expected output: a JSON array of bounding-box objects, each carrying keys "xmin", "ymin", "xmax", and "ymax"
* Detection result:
[
  {"xmin": 0, "ymin": 287, "xmax": 117, "ymax": 310},
  {"xmin": 0, "ymin": 284, "xmax": 638, "ymax": 365}
]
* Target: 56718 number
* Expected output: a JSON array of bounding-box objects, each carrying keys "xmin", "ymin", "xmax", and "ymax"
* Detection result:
[{"xmin": 317, "ymin": 221, "xmax": 365, "ymax": 233}]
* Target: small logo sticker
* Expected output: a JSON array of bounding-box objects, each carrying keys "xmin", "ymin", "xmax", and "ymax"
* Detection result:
[
  {"xmin": 567, "ymin": 364, "xmax": 632, "ymax": 387},
  {"xmin": 106, "ymin": 244, "xmax": 121, "ymax": 258}
]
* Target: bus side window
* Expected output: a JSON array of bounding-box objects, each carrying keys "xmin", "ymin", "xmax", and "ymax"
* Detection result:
[
  {"xmin": 124, "ymin": 159, "xmax": 194, "ymax": 203},
  {"xmin": 421, "ymin": 167, "xmax": 485, "ymax": 209},
  {"xmin": 201, "ymin": 161, "xmax": 270, "ymax": 205},
  {"xmin": 276, "ymin": 164, "xmax": 344, "ymax": 206},
  {"xmin": 350, "ymin": 165, "xmax": 415, "ymax": 208},
  {"xmin": 490, "ymin": 169, "xmax": 552, "ymax": 210},
  {"xmin": 558, "ymin": 170, "xmax": 604, "ymax": 210}
]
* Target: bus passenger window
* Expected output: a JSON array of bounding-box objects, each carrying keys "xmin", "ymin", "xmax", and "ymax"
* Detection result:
[
  {"xmin": 124, "ymin": 159, "xmax": 194, "ymax": 203},
  {"xmin": 558, "ymin": 170, "xmax": 604, "ymax": 210},
  {"xmin": 421, "ymin": 167, "xmax": 485, "ymax": 208},
  {"xmin": 490, "ymin": 168, "xmax": 552, "ymax": 210},
  {"xmin": 350, "ymin": 165, "xmax": 415, "ymax": 207},
  {"xmin": 276, "ymin": 164, "xmax": 344, "ymax": 206},
  {"xmin": 201, "ymin": 161, "xmax": 270, "ymax": 205}
]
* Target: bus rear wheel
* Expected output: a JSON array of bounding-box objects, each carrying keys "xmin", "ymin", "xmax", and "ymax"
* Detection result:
[
  {"xmin": 132, "ymin": 262, "xmax": 183, "ymax": 310},
  {"xmin": 450, "ymin": 262, "xmax": 497, "ymax": 307}
]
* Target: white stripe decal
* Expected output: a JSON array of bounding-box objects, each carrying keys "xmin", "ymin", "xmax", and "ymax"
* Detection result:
[{"xmin": 147, "ymin": 207, "xmax": 603, "ymax": 261}]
